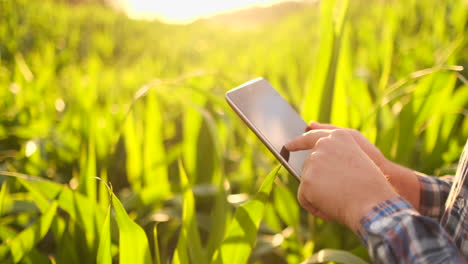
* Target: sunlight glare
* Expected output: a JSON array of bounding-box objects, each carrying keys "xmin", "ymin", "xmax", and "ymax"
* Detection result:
[{"xmin": 126, "ymin": 0, "xmax": 295, "ymax": 23}]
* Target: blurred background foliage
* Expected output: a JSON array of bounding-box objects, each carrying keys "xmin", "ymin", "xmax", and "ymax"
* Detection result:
[{"xmin": 0, "ymin": 0, "xmax": 467, "ymax": 263}]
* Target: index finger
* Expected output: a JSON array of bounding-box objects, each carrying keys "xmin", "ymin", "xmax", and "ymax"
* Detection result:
[
  {"xmin": 285, "ymin": 129, "xmax": 332, "ymax": 151},
  {"xmin": 306, "ymin": 121, "xmax": 341, "ymax": 132}
]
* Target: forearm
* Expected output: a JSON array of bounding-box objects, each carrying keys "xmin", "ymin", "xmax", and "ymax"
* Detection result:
[
  {"xmin": 380, "ymin": 160, "xmax": 454, "ymax": 220},
  {"xmin": 380, "ymin": 161, "xmax": 421, "ymax": 210}
]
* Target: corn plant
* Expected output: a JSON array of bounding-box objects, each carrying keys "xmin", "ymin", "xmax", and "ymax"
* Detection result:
[{"xmin": 0, "ymin": 0, "xmax": 466, "ymax": 263}]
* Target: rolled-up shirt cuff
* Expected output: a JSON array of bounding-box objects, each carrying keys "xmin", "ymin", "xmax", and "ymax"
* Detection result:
[
  {"xmin": 417, "ymin": 174, "xmax": 453, "ymax": 220},
  {"xmin": 357, "ymin": 196, "xmax": 418, "ymax": 246}
]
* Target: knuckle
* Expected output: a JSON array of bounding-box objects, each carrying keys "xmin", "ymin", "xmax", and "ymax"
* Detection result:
[
  {"xmin": 330, "ymin": 129, "xmax": 345, "ymax": 136},
  {"xmin": 347, "ymin": 128, "xmax": 359, "ymax": 135},
  {"xmin": 306, "ymin": 152, "xmax": 321, "ymax": 163},
  {"xmin": 331, "ymin": 129, "xmax": 351, "ymax": 139},
  {"xmin": 300, "ymin": 166, "xmax": 311, "ymax": 180},
  {"xmin": 297, "ymin": 190, "xmax": 308, "ymax": 208},
  {"xmin": 300, "ymin": 166, "xmax": 315, "ymax": 186},
  {"xmin": 314, "ymin": 137, "xmax": 327, "ymax": 148}
]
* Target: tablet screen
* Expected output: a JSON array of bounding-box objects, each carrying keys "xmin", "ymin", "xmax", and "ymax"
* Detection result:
[{"xmin": 226, "ymin": 78, "xmax": 311, "ymax": 179}]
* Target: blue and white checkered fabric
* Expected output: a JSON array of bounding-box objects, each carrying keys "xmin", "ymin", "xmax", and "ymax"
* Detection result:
[{"xmin": 358, "ymin": 139, "xmax": 468, "ymax": 263}]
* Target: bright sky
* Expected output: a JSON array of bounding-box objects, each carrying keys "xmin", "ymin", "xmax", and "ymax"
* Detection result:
[{"xmin": 125, "ymin": 0, "xmax": 295, "ymax": 23}]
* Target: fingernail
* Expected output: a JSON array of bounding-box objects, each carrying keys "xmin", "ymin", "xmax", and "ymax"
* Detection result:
[{"xmin": 309, "ymin": 120, "xmax": 319, "ymax": 126}]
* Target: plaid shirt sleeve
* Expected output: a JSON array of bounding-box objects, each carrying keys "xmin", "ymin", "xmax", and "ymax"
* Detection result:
[
  {"xmin": 417, "ymin": 175, "xmax": 454, "ymax": 220},
  {"xmin": 358, "ymin": 196, "xmax": 466, "ymax": 264}
]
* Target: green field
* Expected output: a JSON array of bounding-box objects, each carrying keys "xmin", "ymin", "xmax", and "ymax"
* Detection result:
[{"xmin": 0, "ymin": 0, "xmax": 467, "ymax": 263}]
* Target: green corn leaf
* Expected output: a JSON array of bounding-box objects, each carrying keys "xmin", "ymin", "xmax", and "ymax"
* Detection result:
[
  {"xmin": 191, "ymin": 96, "xmax": 228, "ymax": 260},
  {"xmin": 79, "ymin": 126, "xmax": 97, "ymax": 201},
  {"xmin": 182, "ymin": 86, "xmax": 207, "ymax": 182},
  {"xmin": 3, "ymin": 173, "xmax": 105, "ymax": 262},
  {"xmin": 0, "ymin": 225, "xmax": 16, "ymax": 241},
  {"xmin": 174, "ymin": 160, "xmax": 205, "ymax": 263},
  {"xmin": 5, "ymin": 202, "xmax": 57, "ymax": 263},
  {"xmin": 205, "ymin": 179, "xmax": 229, "ymax": 260},
  {"xmin": 273, "ymin": 182, "xmax": 299, "ymax": 228},
  {"xmin": 394, "ymin": 98, "xmax": 416, "ymax": 166},
  {"xmin": 16, "ymin": 177, "xmax": 59, "ymax": 213},
  {"xmin": 173, "ymin": 245, "xmax": 188, "ymax": 264},
  {"xmin": 301, "ymin": 249, "xmax": 368, "ymax": 264},
  {"xmin": 6, "ymin": 174, "xmax": 63, "ymax": 211},
  {"xmin": 318, "ymin": 0, "xmax": 349, "ymax": 124},
  {"xmin": 99, "ymin": 169, "xmax": 110, "ymax": 209},
  {"xmin": 0, "ymin": 245, "xmax": 8, "ymax": 261},
  {"xmin": 3, "ymin": 174, "xmax": 85, "ymax": 263},
  {"xmin": 263, "ymin": 203, "xmax": 282, "ymax": 233},
  {"xmin": 58, "ymin": 187, "xmax": 101, "ymax": 253},
  {"xmin": 213, "ymin": 165, "xmax": 281, "ymax": 264},
  {"xmin": 124, "ymin": 113, "xmax": 143, "ymax": 190},
  {"xmin": 330, "ymin": 23, "xmax": 351, "ymax": 127},
  {"xmin": 0, "ymin": 225, "xmax": 17, "ymax": 260},
  {"xmin": 18, "ymin": 249, "xmax": 50, "ymax": 264},
  {"xmin": 153, "ymin": 225, "xmax": 161, "ymax": 264},
  {"xmin": 302, "ymin": 0, "xmax": 349, "ymax": 123},
  {"xmin": 97, "ymin": 205, "xmax": 112, "ymax": 264},
  {"xmin": 112, "ymin": 192, "xmax": 152, "ymax": 264},
  {"xmin": 377, "ymin": 6, "xmax": 396, "ymax": 94},
  {"xmin": 301, "ymin": 0, "xmax": 335, "ymax": 122},
  {"xmin": 143, "ymin": 91, "xmax": 170, "ymax": 198},
  {"xmin": 53, "ymin": 218, "xmax": 80, "ymax": 264},
  {"xmin": 0, "ymin": 181, "xmax": 8, "ymax": 217}
]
